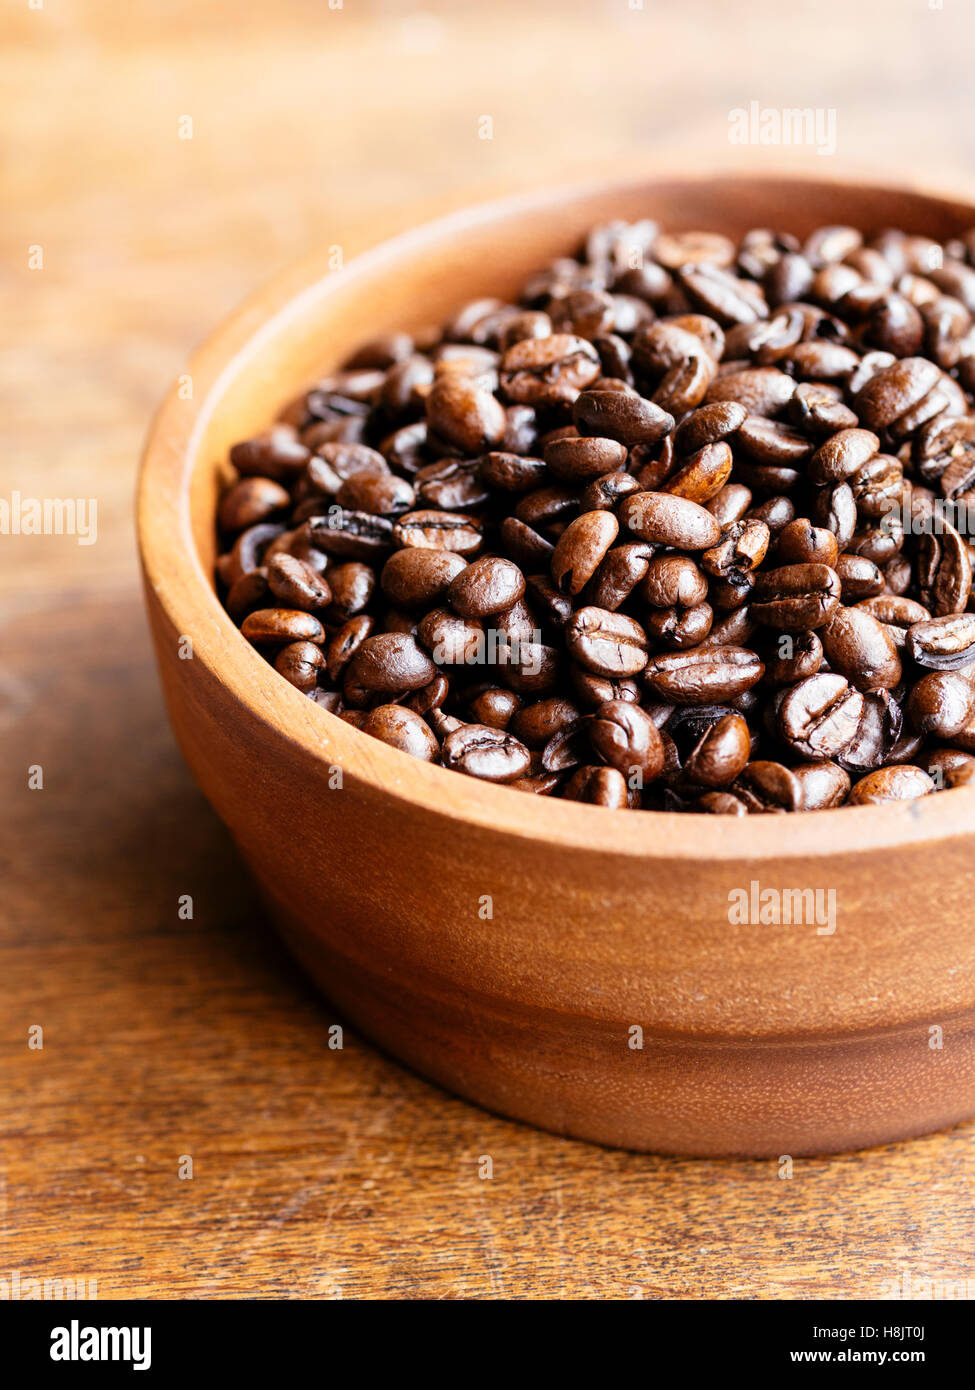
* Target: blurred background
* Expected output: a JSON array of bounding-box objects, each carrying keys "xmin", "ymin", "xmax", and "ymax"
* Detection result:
[{"xmin": 5, "ymin": 0, "xmax": 975, "ymax": 1299}]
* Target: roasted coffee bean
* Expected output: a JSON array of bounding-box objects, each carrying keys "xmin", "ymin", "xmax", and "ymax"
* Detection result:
[
  {"xmin": 620, "ymin": 492, "xmax": 722, "ymax": 549},
  {"xmin": 218, "ymin": 476, "xmax": 291, "ymax": 532},
  {"xmin": 808, "ymin": 428, "xmax": 879, "ymax": 485},
  {"xmin": 425, "ymin": 375, "xmax": 506, "ymax": 454},
  {"xmin": 674, "ymin": 401, "xmax": 747, "ymax": 454},
  {"xmin": 585, "ymin": 543, "xmax": 653, "ymax": 611},
  {"xmin": 702, "ymin": 519, "xmax": 770, "ymax": 578},
  {"xmin": 573, "ymin": 389, "xmax": 674, "ymax": 446},
  {"xmin": 778, "ymin": 674, "xmax": 864, "ymax": 761},
  {"xmin": 579, "ymin": 470, "xmax": 641, "ymax": 512},
  {"xmin": 345, "ymin": 633, "xmax": 438, "ymax": 695},
  {"xmin": 563, "ymin": 764, "xmax": 631, "ymax": 807},
  {"xmin": 788, "ymin": 381, "xmax": 858, "ymax": 436},
  {"xmin": 447, "ymin": 556, "xmax": 525, "ymax": 617},
  {"xmin": 733, "ymin": 760, "xmax": 802, "ymax": 813},
  {"xmin": 359, "ymin": 705, "xmax": 440, "ymax": 761},
  {"xmin": 587, "ymin": 700, "xmax": 664, "ymax": 782},
  {"xmin": 442, "ymin": 724, "xmax": 531, "ymax": 782},
  {"xmin": 478, "ymin": 451, "xmax": 548, "ymax": 492},
  {"xmin": 218, "ymin": 216, "xmax": 975, "ymax": 811},
  {"xmin": 274, "ymin": 640, "xmax": 326, "ymax": 694},
  {"xmin": 834, "ymin": 553, "xmax": 884, "ymax": 602},
  {"xmin": 565, "ymin": 607, "xmax": 648, "ymax": 678},
  {"xmin": 641, "ymin": 555, "xmax": 708, "ymax": 608},
  {"xmin": 266, "ymin": 553, "xmax": 332, "ymax": 611},
  {"xmin": 682, "ymin": 712, "xmax": 750, "ymax": 787},
  {"xmin": 326, "ymin": 615, "xmax": 374, "ymax": 683},
  {"xmin": 907, "ymin": 670, "xmax": 975, "ymax": 737},
  {"xmin": 230, "ymin": 426, "xmax": 311, "ymax": 481},
  {"xmin": 820, "ymin": 607, "xmax": 902, "ymax": 691},
  {"xmin": 706, "ymin": 366, "xmax": 795, "ymax": 417},
  {"xmin": 751, "ymin": 564, "xmax": 842, "ymax": 631},
  {"xmin": 735, "ymin": 417, "xmax": 813, "ymax": 467},
  {"xmin": 747, "ymin": 494, "xmax": 796, "ymax": 535},
  {"xmin": 775, "ymin": 519, "xmax": 838, "ymax": 569},
  {"xmin": 847, "ymin": 765, "xmax": 935, "ymax": 805},
  {"xmin": 918, "ymin": 522, "xmax": 973, "ymax": 616},
  {"xmin": 499, "ymin": 516, "xmax": 554, "ymax": 567},
  {"xmin": 510, "ymin": 697, "xmax": 582, "ymax": 749},
  {"xmin": 838, "ymin": 691, "xmax": 903, "ymax": 773},
  {"xmin": 392, "ymin": 510, "xmax": 483, "ymax": 555},
  {"xmin": 499, "ymin": 335, "xmax": 601, "ymax": 405},
  {"xmin": 417, "ymin": 608, "xmax": 485, "ymax": 667},
  {"xmin": 765, "ymin": 630, "xmax": 823, "ymax": 685},
  {"xmin": 336, "ymin": 469, "xmax": 415, "ymax": 517},
  {"xmin": 645, "ymin": 601, "xmax": 713, "ymax": 649},
  {"xmin": 644, "ymin": 646, "xmax": 764, "ymax": 703},
  {"xmin": 706, "ymin": 482, "xmax": 753, "ymax": 529},
  {"xmin": 415, "ymin": 458, "xmax": 488, "ymax": 511},
  {"xmin": 793, "ymin": 760, "xmax": 851, "ymax": 810},
  {"xmin": 811, "ymin": 482, "xmax": 857, "ymax": 548},
  {"xmin": 226, "ymin": 522, "xmax": 286, "ymax": 585},
  {"xmin": 469, "ymin": 686, "xmax": 522, "ymax": 729},
  {"xmin": 551, "ymin": 511, "xmax": 619, "ymax": 595},
  {"xmin": 663, "ymin": 442, "xmax": 734, "ymax": 504},
  {"xmin": 324, "ymin": 562, "xmax": 375, "ymax": 621},
  {"xmin": 543, "ymin": 433, "xmax": 628, "ymax": 481},
  {"xmin": 308, "ymin": 509, "xmax": 394, "ymax": 560},
  {"xmin": 241, "ymin": 608, "xmax": 326, "ymax": 647},
  {"xmin": 381, "ymin": 547, "xmax": 468, "ymax": 610},
  {"xmin": 906, "ymin": 613, "xmax": 975, "ymax": 670}
]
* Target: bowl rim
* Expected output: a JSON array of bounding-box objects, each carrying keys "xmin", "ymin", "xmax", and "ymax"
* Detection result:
[{"xmin": 138, "ymin": 169, "xmax": 975, "ymax": 862}]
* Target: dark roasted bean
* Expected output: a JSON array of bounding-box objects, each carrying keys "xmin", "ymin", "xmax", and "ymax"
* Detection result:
[
  {"xmin": 751, "ymin": 564, "xmax": 842, "ymax": 631},
  {"xmin": 620, "ymin": 492, "xmax": 722, "ymax": 549},
  {"xmin": 644, "ymin": 646, "xmax": 763, "ymax": 703},
  {"xmin": 442, "ymin": 724, "xmax": 531, "ymax": 782},
  {"xmin": 906, "ymin": 613, "xmax": 975, "ymax": 670},
  {"xmin": 565, "ymin": 606, "xmax": 648, "ymax": 678},
  {"xmin": 241, "ymin": 608, "xmax": 325, "ymax": 647},
  {"xmin": 359, "ymin": 705, "xmax": 440, "ymax": 761},
  {"xmin": 274, "ymin": 640, "xmax": 326, "ymax": 694},
  {"xmin": 778, "ymin": 674, "xmax": 863, "ymax": 761},
  {"xmin": 847, "ymin": 765, "xmax": 935, "ymax": 805}
]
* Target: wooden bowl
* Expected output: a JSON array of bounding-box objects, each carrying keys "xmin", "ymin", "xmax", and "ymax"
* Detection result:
[{"xmin": 139, "ymin": 174, "xmax": 975, "ymax": 1157}]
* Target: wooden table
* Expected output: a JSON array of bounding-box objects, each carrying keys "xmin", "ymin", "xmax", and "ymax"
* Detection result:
[{"xmin": 4, "ymin": 0, "xmax": 975, "ymax": 1300}]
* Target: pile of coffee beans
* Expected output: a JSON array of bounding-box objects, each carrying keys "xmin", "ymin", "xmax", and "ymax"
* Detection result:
[{"xmin": 216, "ymin": 218, "xmax": 975, "ymax": 811}]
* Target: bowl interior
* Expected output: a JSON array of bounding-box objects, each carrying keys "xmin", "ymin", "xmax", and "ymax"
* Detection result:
[{"xmin": 141, "ymin": 172, "xmax": 975, "ymax": 861}]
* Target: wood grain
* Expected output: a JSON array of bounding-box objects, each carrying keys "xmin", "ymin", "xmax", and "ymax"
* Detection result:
[{"xmin": 4, "ymin": 0, "xmax": 975, "ymax": 1299}]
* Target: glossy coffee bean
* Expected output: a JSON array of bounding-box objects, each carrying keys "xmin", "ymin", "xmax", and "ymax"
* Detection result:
[
  {"xmin": 620, "ymin": 492, "xmax": 722, "ymax": 550},
  {"xmin": 551, "ymin": 512, "xmax": 619, "ymax": 596},
  {"xmin": 589, "ymin": 700, "xmax": 664, "ymax": 782},
  {"xmin": 644, "ymin": 646, "xmax": 764, "ymax": 703},
  {"xmin": 778, "ymin": 674, "xmax": 864, "ymax": 761},
  {"xmin": 565, "ymin": 607, "xmax": 648, "ymax": 677},
  {"xmin": 564, "ymin": 765, "xmax": 631, "ymax": 808},
  {"xmin": 241, "ymin": 608, "xmax": 325, "ymax": 647},
  {"xmin": 441, "ymin": 724, "xmax": 532, "ymax": 782},
  {"xmin": 847, "ymin": 765, "xmax": 935, "ymax": 805},
  {"xmin": 447, "ymin": 556, "xmax": 526, "ymax": 617},
  {"xmin": 359, "ymin": 706, "xmax": 440, "ymax": 761}
]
